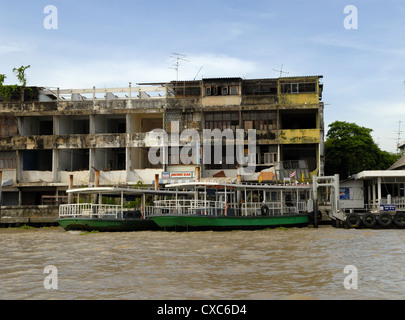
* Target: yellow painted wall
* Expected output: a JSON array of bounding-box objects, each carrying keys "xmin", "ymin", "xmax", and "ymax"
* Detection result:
[
  {"xmin": 279, "ymin": 129, "xmax": 320, "ymax": 144},
  {"xmin": 278, "ymin": 93, "xmax": 319, "ymax": 106},
  {"xmin": 277, "ymin": 77, "xmax": 320, "ymax": 106}
]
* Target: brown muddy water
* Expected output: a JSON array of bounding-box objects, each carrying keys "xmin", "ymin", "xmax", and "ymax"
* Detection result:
[{"xmin": 0, "ymin": 226, "xmax": 404, "ymax": 300}]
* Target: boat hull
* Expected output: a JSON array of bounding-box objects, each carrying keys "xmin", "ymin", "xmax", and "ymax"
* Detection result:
[
  {"xmin": 57, "ymin": 217, "xmax": 160, "ymax": 232},
  {"xmin": 150, "ymin": 214, "xmax": 309, "ymax": 231}
]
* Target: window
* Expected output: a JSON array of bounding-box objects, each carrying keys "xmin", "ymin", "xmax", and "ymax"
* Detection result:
[
  {"xmin": 205, "ymin": 85, "xmax": 239, "ymax": 96},
  {"xmin": 0, "ymin": 152, "xmax": 16, "ymax": 169},
  {"xmin": 281, "ymin": 83, "xmax": 317, "ymax": 94},
  {"xmin": 0, "ymin": 117, "xmax": 18, "ymax": 136},
  {"xmin": 242, "ymin": 111, "xmax": 277, "ymax": 130},
  {"xmin": 204, "ymin": 112, "xmax": 239, "ymax": 131},
  {"xmin": 230, "ymin": 86, "xmax": 238, "ymax": 95}
]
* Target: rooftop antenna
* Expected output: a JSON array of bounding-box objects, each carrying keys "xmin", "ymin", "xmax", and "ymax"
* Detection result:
[
  {"xmin": 169, "ymin": 53, "xmax": 190, "ymax": 82},
  {"xmin": 396, "ymin": 120, "xmax": 402, "ymax": 151},
  {"xmin": 193, "ymin": 66, "xmax": 203, "ymax": 81},
  {"xmin": 273, "ymin": 64, "xmax": 289, "ymax": 77}
]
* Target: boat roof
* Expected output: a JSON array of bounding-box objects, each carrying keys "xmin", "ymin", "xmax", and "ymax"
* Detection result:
[
  {"xmin": 66, "ymin": 186, "xmax": 193, "ymax": 195},
  {"xmin": 165, "ymin": 181, "xmax": 312, "ymax": 190}
]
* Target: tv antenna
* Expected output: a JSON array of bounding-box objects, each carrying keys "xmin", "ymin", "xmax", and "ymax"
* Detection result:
[
  {"xmin": 396, "ymin": 120, "xmax": 403, "ymax": 151},
  {"xmin": 169, "ymin": 53, "xmax": 189, "ymax": 82},
  {"xmin": 193, "ymin": 66, "xmax": 203, "ymax": 81},
  {"xmin": 273, "ymin": 64, "xmax": 289, "ymax": 77}
]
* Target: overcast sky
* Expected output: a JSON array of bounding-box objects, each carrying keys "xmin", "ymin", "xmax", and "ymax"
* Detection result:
[{"xmin": 1, "ymin": 0, "xmax": 405, "ymax": 153}]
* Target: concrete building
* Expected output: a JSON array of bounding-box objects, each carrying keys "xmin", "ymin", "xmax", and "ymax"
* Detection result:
[{"xmin": 0, "ymin": 75, "xmax": 324, "ymax": 208}]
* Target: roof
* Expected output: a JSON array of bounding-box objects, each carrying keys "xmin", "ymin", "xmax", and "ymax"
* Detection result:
[
  {"xmin": 353, "ymin": 170, "xmax": 405, "ymax": 179},
  {"xmin": 66, "ymin": 186, "xmax": 193, "ymax": 195},
  {"xmin": 165, "ymin": 180, "xmax": 312, "ymax": 190},
  {"xmin": 388, "ymin": 154, "xmax": 405, "ymax": 170}
]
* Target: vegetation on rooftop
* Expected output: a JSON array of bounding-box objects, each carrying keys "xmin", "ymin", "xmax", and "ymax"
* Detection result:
[{"xmin": 0, "ymin": 65, "xmax": 31, "ymax": 101}]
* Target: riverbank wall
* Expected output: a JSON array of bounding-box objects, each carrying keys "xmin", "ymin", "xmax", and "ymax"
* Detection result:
[{"xmin": 0, "ymin": 206, "xmax": 59, "ymax": 227}]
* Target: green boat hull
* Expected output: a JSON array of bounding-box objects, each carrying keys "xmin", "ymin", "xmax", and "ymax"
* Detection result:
[
  {"xmin": 57, "ymin": 218, "xmax": 160, "ymax": 232},
  {"xmin": 150, "ymin": 214, "xmax": 309, "ymax": 231}
]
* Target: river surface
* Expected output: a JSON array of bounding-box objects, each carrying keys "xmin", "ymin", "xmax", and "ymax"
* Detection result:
[{"xmin": 0, "ymin": 226, "xmax": 404, "ymax": 300}]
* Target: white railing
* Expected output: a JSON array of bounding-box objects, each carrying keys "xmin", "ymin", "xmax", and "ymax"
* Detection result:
[
  {"xmin": 362, "ymin": 197, "xmax": 405, "ymax": 211},
  {"xmin": 381, "ymin": 197, "xmax": 405, "ymax": 209},
  {"xmin": 151, "ymin": 199, "xmax": 236, "ymax": 216},
  {"xmin": 149, "ymin": 199, "xmax": 308, "ymax": 217},
  {"xmin": 59, "ymin": 203, "xmax": 122, "ymax": 219},
  {"xmin": 241, "ymin": 201, "xmax": 307, "ymax": 216}
]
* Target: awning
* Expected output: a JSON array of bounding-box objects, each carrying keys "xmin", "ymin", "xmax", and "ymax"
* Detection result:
[
  {"xmin": 198, "ymin": 177, "xmax": 237, "ymax": 184},
  {"xmin": 158, "ymin": 179, "xmax": 195, "ymax": 185}
]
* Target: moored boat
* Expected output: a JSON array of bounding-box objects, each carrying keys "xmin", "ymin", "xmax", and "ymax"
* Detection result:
[
  {"xmin": 149, "ymin": 181, "xmax": 314, "ymax": 231},
  {"xmin": 57, "ymin": 186, "xmax": 191, "ymax": 232}
]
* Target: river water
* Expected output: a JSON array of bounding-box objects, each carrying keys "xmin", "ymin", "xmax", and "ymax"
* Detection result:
[{"xmin": 0, "ymin": 226, "xmax": 404, "ymax": 300}]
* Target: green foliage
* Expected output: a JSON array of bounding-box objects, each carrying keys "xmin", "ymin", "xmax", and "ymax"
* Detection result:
[
  {"xmin": 0, "ymin": 65, "xmax": 31, "ymax": 101},
  {"xmin": 80, "ymin": 230, "xmax": 99, "ymax": 235},
  {"xmin": 325, "ymin": 121, "xmax": 401, "ymax": 179},
  {"xmin": 20, "ymin": 224, "xmax": 34, "ymax": 229},
  {"xmin": 12, "ymin": 65, "xmax": 30, "ymax": 86}
]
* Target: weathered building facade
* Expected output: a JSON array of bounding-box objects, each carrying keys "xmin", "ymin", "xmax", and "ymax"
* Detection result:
[{"xmin": 0, "ymin": 75, "xmax": 324, "ymax": 207}]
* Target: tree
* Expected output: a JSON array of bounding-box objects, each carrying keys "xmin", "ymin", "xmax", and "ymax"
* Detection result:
[
  {"xmin": 324, "ymin": 121, "xmax": 400, "ymax": 179},
  {"xmin": 0, "ymin": 65, "xmax": 31, "ymax": 101},
  {"xmin": 12, "ymin": 65, "xmax": 30, "ymax": 87}
]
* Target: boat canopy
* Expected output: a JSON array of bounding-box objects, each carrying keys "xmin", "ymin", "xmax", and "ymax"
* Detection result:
[
  {"xmin": 66, "ymin": 186, "xmax": 193, "ymax": 196},
  {"xmin": 165, "ymin": 181, "xmax": 312, "ymax": 190}
]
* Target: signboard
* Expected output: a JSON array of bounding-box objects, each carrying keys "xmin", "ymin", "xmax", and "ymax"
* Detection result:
[
  {"xmin": 339, "ymin": 188, "xmax": 350, "ymax": 200},
  {"xmin": 380, "ymin": 204, "xmax": 396, "ymax": 212},
  {"xmin": 162, "ymin": 172, "xmax": 194, "ymax": 179}
]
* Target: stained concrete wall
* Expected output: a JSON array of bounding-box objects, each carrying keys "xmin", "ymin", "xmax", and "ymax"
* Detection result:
[{"xmin": 0, "ymin": 205, "xmax": 59, "ymax": 226}]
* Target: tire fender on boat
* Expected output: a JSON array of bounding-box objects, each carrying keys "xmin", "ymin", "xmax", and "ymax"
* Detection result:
[
  {"xmin": 378, "ymin": 212, "xmax": 392, "ymax": 227},
  {"xmin": 393, "ymin": 212, "xmax": 405, "ymax": 227},
  {"xmin": 345, "ymin": 213, "xmax": 361, "ymax": 228},
  {"xmin": 261, "ymin": 204, "xmax": 270, "ymax": 216},
  {"xmin": 362, "ymin": 212, "xmax": 377, "ymax": 228}
]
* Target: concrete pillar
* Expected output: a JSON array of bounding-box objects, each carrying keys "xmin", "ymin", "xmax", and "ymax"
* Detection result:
[
  {"xmin": 0, "ymin": 171, "xmax": 3, "ymax": 207},
  {"xmin": 237, "ymin": 174, "xmax": 242, "ymax": 206},
  {"xmin": 195, "ymin": 166, "xmax": 200, "ymax": 182},
  {"xmin": 16, "ymin": 150, "xmax": 23, "ymax": 184},
  {"xmin": 68, "ymin": 174, "xmax": 73, "ymax": 204},
  {"xmin": 154, "ymin": 174, "xmax": 159, "ymax": 190},
  {"xmin": 377, "ymin": 177, "xmax": 382, "ymax": 207},
  {"xmin": 95, "ymin": 170, "xmax": 100, "ymax": 187},
  {"xmin": 93, "ymin": 170, "xmax": 100, "ymax": 204},
  {"xmin": 154, "ymin": 174, "xmax": 159, "ymax": 201},
  {"xmin": 89, "ymin": 148, "xmax": 96, "ymax": 182},
  {"xmin": 89, "ymin": 115, "xmax": 96, "ymax": 135},
  {"xmin": 52, "ymin": 149, "xmax": 60, "ymax": 182},
  {"xmin": 372, "ymin": 179, "xmax": 376, "ymax": 208}
]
